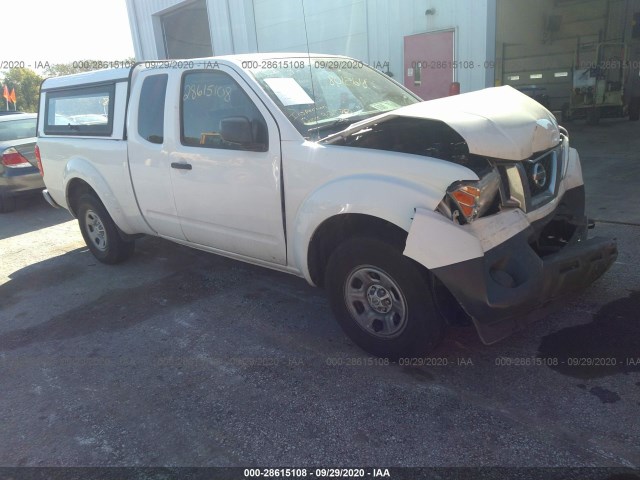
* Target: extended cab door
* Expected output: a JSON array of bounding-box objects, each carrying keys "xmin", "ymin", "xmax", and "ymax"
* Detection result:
[
  {"xmin": 167, "ymin": 66, "xmax": 286, "ymax": 265},
  {"xmin": 127, "ymin": 67, "xmax": 186, "ymax": 240}
]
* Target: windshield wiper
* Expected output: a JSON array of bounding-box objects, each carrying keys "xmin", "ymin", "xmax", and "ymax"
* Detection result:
[{"xmin": 307, "ymin": 113, "xmax": 373, "ymax": 134}]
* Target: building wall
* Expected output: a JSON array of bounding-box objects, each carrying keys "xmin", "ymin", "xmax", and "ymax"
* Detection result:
[
  {"xmin": 126, "ymin": 0, "xmax": 257, "ymax": 59},
  {"xmin": 126, "ymin": 0, "xmax": 184, "ymax": 60},
  {"xmin": 252, "ymin": 0, "xmax": 368, "ymax": 59},
  {"xmin": 126, "ymin": 0, "xmax": 496, "ymax": 92},
  {"xmin": 365, "ymin": 0, "xmax": 496, "ymax": 92}
]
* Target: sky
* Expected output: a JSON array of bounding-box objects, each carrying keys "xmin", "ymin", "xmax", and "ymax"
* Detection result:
[{"xmin": 0, "ymin": 0, "xmax": 135, "ymax": 69}]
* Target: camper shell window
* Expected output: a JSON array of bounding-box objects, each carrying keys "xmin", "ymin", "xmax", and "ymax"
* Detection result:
[{"xmin": 43, "ymin": 84, "xmax": 115, "ymax": 136}]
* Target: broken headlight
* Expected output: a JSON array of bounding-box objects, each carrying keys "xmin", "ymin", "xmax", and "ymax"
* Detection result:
[{"xmin": 438, "ymin": 169, "xmax": 501, "ymax": 224}]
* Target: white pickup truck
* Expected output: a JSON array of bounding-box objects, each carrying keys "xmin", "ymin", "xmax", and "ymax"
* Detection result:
[{"xmin": 36, "ymin": 54, "xmax": 617, "ymax": 358}]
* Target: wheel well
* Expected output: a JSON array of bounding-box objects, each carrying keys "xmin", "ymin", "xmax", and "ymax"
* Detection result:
[
  {"xmin": 307, "ymin": 213, "xmax": 471, "ymax": 326},
  {"xmin": 307, "ymin": 214, "xmax": 409, "ymax": 288},
  {"xmin": 66, "ymin": 179, "xmax": 97, "ymax": 217}
]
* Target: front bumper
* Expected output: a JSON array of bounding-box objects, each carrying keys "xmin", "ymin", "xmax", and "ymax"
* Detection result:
[
  {"xmin": 431, "ymin": 226, "xmax": 617, "ymax": 344},
  {"xmin": 405, "ymin": 185, "xmax": 617, "ymax": 345}
]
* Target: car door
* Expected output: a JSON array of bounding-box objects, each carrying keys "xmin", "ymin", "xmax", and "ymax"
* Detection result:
[
  {"xmin": 128, "ymin": 68, "xmax": 186, "ymax": 240},
  {"xmin": 167, "ymin": 66, "xmax": 286, "ymax": 265}
]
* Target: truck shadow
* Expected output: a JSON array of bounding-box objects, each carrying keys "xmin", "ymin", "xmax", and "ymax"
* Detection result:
[
  {"xmin": 0, "ymin": 236, "xmax": 332, "ymax": 354},
  {"xmin": 0, "ymin": 267, "xmax": 218, "ymax": 352}
]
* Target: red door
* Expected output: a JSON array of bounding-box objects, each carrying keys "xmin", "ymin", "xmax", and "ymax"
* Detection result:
[{"xmin": 404, "ymin": 31, "xmax": 454, "ymax": 100}]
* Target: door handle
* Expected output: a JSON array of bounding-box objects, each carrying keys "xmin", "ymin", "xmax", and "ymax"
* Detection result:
[{"xmin": 171, "ymin": 162, "xmax": 192, "ymax": 170}]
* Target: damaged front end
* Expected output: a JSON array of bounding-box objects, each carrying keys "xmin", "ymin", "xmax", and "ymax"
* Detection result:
[
  {"xmin": 400, "ymin": 93, "xmax": 617, "ymax": 344},
  {"xmin": 327, "ymin": 86, "xmax": 618, "ymax": 344},
  {"xmin": 413, "ymin": 179, "xmax": 617, "ymax": 345},
  {"xmin": 406, "ymin": 143, "xmax": 617, "ymax": 343}
]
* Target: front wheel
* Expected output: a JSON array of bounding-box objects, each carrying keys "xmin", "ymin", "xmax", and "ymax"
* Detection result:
[
  {"xmin": 325, "ymin": 237, "xmax": 444, "ymax": 359},
  {"xmin": 77, "ymin": 193, "xmax": 135, "ymax": 264}
]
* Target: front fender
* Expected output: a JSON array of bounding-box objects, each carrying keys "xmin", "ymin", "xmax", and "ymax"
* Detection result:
[{"xmin": 290, "ymin": 175, "xmax": 442, "ymax": 283}]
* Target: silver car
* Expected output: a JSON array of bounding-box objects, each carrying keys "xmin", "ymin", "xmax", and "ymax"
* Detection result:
[{"xmin": 0, "ymin": 113, "xmax": 40, "ymax": 212}]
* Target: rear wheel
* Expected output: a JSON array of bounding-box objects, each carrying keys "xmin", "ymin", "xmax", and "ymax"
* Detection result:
[
  {"xmin": 325, "ymin": 237, "xmax": 444, "ymax": 359},
  {"xmin": 77, "ymin": 193, "xmax": 135, "ymax": 264}
]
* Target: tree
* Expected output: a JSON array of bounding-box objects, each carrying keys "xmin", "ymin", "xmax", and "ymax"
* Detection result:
[{"xmin": 0, "ymin": 68, "xmax": 43, "ymax": 113}]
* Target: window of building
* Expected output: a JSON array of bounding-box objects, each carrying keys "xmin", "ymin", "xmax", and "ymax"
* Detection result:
[
  {"xmin": 160, "ymin": 0, "xmax": 213, "ymax": 59},
  {"xmin": 138, "ymin": 74, "xmax": 168, "ymax": 144},
  {"xmin": 181, "ymin": 70, "xmax": 268, "ymax": 151}
]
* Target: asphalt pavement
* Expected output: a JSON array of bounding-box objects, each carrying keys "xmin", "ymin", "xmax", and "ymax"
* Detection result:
[{"xmin": 0, "ymin": 118, "xmax": 639, "ymax": 472}]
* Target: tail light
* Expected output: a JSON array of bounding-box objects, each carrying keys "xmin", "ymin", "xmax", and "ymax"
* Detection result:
[
  {"xmin": 2, "ymin": 147, "xmax": 30, "ymax": 168},
  {"xmin": 35, "ymin": 144, "xmax": 43, "ymax": 176}
]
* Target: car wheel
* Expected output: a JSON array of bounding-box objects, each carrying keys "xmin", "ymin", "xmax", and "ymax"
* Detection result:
[
  {"xmin": 325, "ymin": 237, "xmax": 444, "ymax": 359},
  {"xmin": 0, "ymin": 195, "xmax": 16, "ymax": 213},
  {"xmin": 77, "ymin": 193, "xmax": 135, "ymax": 264}
]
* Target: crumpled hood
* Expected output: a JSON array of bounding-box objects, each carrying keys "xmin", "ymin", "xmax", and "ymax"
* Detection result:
[{"xmin": 330, "ymin": 86, "xmax": 561, "ymax": 161}]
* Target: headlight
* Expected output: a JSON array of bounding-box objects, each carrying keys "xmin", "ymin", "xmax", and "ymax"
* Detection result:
[{"xmin": 440, "ymin": 169, "xmax": 501, "ymax": 224}]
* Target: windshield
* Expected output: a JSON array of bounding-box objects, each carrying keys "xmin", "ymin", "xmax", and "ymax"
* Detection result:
[{"xmin": 247, "ymin": 57, "xmax": 420, "ymax": 139}]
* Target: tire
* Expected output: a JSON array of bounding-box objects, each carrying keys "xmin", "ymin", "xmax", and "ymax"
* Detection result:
[
  {"xmin": 76, "ymin": 193, "xmax": 135, "ymax": 264},
  {"xmin": 0, "ymin": 195, "xmax": 16, "ymax": 213},
  {"xmin": 325, "ymin": 237, "xmax": 444, "ymax": 359}
]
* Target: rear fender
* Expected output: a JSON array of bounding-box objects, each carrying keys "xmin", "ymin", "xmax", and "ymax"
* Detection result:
[{"xmin": 63, "ymin": 158, "xmax": 139, "ymax": 234}]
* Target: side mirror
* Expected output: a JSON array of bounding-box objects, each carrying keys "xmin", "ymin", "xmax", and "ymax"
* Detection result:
[
  {"xmin": 220, "ymin": 116, "xmax": 268, "ymax": 152},
  {"xmin": 220, "ymin": 116, "xmax": 253, "ymax": 145}
]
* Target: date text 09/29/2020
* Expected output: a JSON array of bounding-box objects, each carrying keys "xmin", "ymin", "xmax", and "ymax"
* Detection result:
[{"xmin": 244, "ymin": 468, "xmax": 392, "ymax": 478}]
